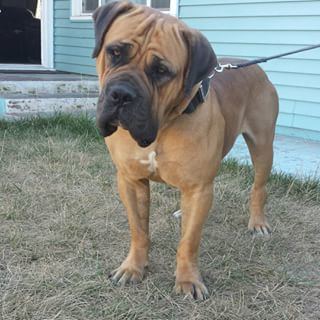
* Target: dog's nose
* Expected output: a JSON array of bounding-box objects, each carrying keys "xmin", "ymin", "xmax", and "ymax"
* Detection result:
[{"xmin": 108, "ymin": 84, "xmax": 136, "ymax": 107}]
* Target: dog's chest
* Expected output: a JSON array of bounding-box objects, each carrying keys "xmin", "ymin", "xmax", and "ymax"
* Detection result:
[
  {"xmin": 106, "ymin": 138, "xmax": 162, "ymax": 180},
  {"xmin": 139, "ymin": 151, "xmax": 158, "ymax": 174},
  {"xmin": 129, "ymin": 150, "xmax": 164, "ymax": 181},
  {"xmin": 106, "ymin": 127, "xmax": 211, "ymax": 185}
]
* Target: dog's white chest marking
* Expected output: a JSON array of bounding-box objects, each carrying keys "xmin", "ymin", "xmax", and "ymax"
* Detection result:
[{"xmin": 139, "ymin": 151, "xmax": 158, "ymax": 173}]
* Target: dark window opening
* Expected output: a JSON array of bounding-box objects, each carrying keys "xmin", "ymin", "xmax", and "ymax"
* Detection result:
[{"xmin": 0, "ymin": 0, "xmax": 41, "ymax": 64}]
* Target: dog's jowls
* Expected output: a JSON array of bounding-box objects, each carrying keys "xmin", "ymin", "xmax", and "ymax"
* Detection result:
[{"xmin": 92, "ymin": 0, "xmax": 278, "ymax": 300}]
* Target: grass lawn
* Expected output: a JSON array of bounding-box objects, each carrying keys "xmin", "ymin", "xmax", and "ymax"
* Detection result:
[{"xmin": 0, "ymin": 115, "xmax": 319, "ymax": 319}]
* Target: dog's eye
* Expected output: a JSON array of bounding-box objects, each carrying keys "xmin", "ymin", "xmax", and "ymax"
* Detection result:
[
  {"xmin": 146, "ymin": 59, "xmax": 174, "ymax": 85},
  {"xmin": 110, "ymin": 48, "xmax": 121, "ymax": 57},
  {"xmin": 106, "ymin": 43, "xmax": 132, "ymax": 67},
  {"xmin": 107, "ymin": 47, "xmax": 122, "ymax": 64},
  {"xmin": 155, "ymin": 65, "xmax": 168, "ymax": 75}
]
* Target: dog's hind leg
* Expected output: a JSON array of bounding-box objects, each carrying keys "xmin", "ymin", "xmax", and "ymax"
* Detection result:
[
  {"xmin": 109, "ymin": 172, "xmax": 150, "ymax": 285},
  {"xmin": 243, "ymin": 132, "xmax": 274, "ymax": 236}
]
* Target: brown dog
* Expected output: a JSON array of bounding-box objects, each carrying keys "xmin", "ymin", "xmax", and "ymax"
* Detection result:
[{"xmin": 92, "ymin": 1, "xmax": 278, "ymax": 300}]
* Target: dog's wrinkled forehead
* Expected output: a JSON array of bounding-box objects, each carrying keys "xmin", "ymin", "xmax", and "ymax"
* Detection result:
[{"xmin": 92, "ymin": 1, "xmax": 187, "ymax": 68}]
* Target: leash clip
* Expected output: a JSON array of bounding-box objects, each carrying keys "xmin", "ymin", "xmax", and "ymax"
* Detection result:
[{"xmin": 214, "ymin": 63, "xmax": 238, "ymax": 73}]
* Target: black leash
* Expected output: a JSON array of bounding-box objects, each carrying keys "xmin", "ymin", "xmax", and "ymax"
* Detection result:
[
  {"xmin": 183, "ymin": 43, "xmax": 320, "ymax": 114},
  {"xmin": 214, "ymin": 43, "xmax": 320, "ymax": 72}
]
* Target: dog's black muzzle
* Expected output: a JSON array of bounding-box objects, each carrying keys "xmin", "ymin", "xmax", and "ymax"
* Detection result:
[{"xmin": 96, "ymin": 76, "xmax": 158, "ymax": 148}]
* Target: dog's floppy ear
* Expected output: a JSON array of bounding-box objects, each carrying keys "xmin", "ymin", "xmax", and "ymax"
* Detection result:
[
  {"xmin": 182, "ymin": 29, "xmax": 218, "ymax": 95},
  {"xmin": 92, "ymin": 1, "xmax": 134, "ymax": 58}
]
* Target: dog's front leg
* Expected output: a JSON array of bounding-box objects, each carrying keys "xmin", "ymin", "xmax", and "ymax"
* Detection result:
[
  {"xmin": 109, "ymin": 172, "xmax": 150, "ymax": 285},
  {"xmin": 175, "ymin": 184, "xmax": 213, "ymax": 300}
]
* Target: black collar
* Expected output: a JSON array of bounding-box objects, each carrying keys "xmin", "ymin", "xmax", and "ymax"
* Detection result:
[{"xmin": 183, "ymin": 76, "xmax": 212, "ymax": 114}]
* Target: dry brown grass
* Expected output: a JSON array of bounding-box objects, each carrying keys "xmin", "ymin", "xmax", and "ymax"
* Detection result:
[{"xmin": 1, "ymin": 115, "xmax": 319, "ymax": 319}]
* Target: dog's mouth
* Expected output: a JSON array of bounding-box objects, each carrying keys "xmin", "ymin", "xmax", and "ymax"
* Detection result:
[
  {"xmin": 96, "ymin": 98, "xmax": 158, "ymax": 148},
  {"xmin": 97, "ymin": 117, "xmax": 157, "ymax": 148},
  {"xmin": 119, "ymin": 113, "xmax": 158, "ymax": 148}
]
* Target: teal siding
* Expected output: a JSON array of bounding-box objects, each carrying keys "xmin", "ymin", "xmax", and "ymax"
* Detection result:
[
  {"xmin": 179, "ymin": 0, "xmax": 320, "ymax": 140},
  {"xmin": 53, "ymin": 0, "xmax": 320, "ymax": 140},
  {"xmin": 54, "ymin": 0, "xmax": 96, "ymax": 75},
  {"xmin": 0, "ymin": 99, "xmax": 5, "ymax": 117}
]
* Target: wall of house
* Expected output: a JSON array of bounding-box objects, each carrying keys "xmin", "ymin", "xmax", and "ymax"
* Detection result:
[
  {"xmin": 179, "ymin": 0, "xmax": 320, "ymax": 140},
  {"xmin": 53, "ymin": 0, "xmax": 320, "ymax": 141},
  {"xmin": 54, "ymin": 0, "xmax": 96, "ymax": 75}
]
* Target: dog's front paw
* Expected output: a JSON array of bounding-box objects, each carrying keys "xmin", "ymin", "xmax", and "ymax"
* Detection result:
[
  {"xmin": 109, "ymin": 259, "xmax": 146, "ymax": 286},
  {"xmin": 248, "ymin": 215, "xmax": 272, "ymax": 236},
  {"xmin": 175, "ymin": 279, "xmax": 209, "ymax": 301},
  {"xmin": 175, "ymin": 266, "xmax": 209, "ymax": 300}
]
